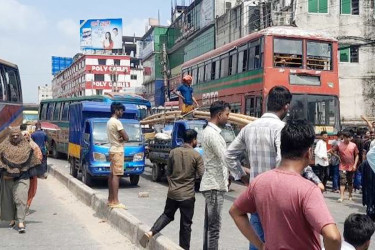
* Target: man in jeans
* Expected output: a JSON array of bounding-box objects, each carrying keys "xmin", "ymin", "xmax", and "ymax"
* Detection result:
[
  {"xmin": 229, "ymin": 120, "xmax": 341, "ymax": 250},
  {"xmin": 225, "ymin": 86, "xmax": 323, "ymax": 250},
  {"xmin": 139, "ymin": 129, "xmax": 204, "ymax": 249},
  {"xmin": 200, "ymin": 101, "xmax": 231, "ymax": 250}
]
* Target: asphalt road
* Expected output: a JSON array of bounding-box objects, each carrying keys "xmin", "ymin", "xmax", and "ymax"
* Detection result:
[
  {"xmin": 49, "ymin": 158, "xmax": 375, "ymax": 250},
  {"xmin": 0, "ymin": 173, "xmax": 138, "ymax": 250}
]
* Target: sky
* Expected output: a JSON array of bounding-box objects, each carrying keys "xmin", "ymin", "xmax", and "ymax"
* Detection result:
[{"xmin": 0, "ymin": 0, "xmax": 172, "ymax": 103}]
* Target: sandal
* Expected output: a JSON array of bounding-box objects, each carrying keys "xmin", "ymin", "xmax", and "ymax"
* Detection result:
[
  {"xmin": 108, "ymin": 203, "xmax": 127, "ymax": 209},
  {"xmin": 8, "ymin": 221, "xmax": 15, "ymax": 229},
  {"xmin": 139, "ymin": 232, "xmax": 151, "ymax": 248},
  {"xmin": 18, "ymin": 227, "xmax": 26, "ymax": 234}
]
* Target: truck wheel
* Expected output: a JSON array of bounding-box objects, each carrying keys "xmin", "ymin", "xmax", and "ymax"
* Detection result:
[
  {"xmin": 69, "ymin": 158, "xmax": 78, "ymax": 178},
  {"xmin": 152, "ymin": 163, "xmax": 162, "ymax": 182},
  {"xmin": 82, "ymin": 163, "xmax": 94, "ymax": 187},
  {"xmin": 51, "ymin": 142, "xmax": 61, "ymax": 159},
  {"xmin": 130, "ymin": 175, "xmax": 140, "ymax": 186}
]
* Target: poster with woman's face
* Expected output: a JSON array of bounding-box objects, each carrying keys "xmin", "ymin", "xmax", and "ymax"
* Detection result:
[{"xmin": 80, "ymin": 18, "xmax": 123, "ymax": 50}]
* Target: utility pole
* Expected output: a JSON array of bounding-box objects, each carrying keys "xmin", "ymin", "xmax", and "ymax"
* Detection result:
[{"xmin": 162, "ymin": 43, "xmax": 169, "ymax": 106}]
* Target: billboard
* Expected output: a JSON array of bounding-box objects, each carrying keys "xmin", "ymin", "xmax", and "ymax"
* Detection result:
[
  {"xmin": 51, "ymin": 56, "xmax": 73, "ymax": 75},
  {"xmin": 80, "ymin": 18, "xmax": 123, "ymax": 50}
]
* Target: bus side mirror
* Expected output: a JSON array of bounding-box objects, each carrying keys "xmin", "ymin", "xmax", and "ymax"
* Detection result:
[{"xmin": 84, "ymin": 133, "xmax": 90, "ymax": 144}]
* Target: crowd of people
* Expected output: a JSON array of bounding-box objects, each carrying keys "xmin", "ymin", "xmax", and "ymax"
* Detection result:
[
  {"xmin": 0, "ymin": 122, "xmax": 47, "ymax": 233},
  {"xmin": 135, "ymin": 85, "xmax": 375, "ymax": 250}
]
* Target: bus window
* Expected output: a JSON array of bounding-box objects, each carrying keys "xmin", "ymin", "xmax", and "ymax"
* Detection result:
[
  {"xmin": 47, "ymin": 103, "xmax": 55, "ymax": 120},
  {"xmin": 274, "ymin": 38, "xmax": 303, "ymax": 68},
  {"xmin": 0, "ymin": 66, "xmax": 4, "ymax": 101},
  {"xmin": 192, "ymin": 67, "xmax": 198, "ymax": 85},
  {"xmin": 238, "ymin": 45, "xmax": 248, "ymax": 73},
  {"xmin": 61, "ymin": 102, "xmax": 70, "ymax": 121},
  {"xmin": 4, "ymin": 67, "xmax": 21, "ymax": 102},
  {"xmin": 214, "ymin": 58, "xmax": 220, "ymax": 80},
  {"xmin": 205, "ymin": 61, "xmax": 211, "ymax": 81},
  {"xmin": 40, "ymin": 103, "xmax": 48, "ymax": 120},
  {"xmin": 307, "ymin": 42, "xmax": 332, "ymax": 70},
  {"xmin": 198, "ymin": 64, "xmax": 205, "ymax": 83},
  {"xmin": 229, "ymin": 51, "xmax": 237, "ymax": 76},
  {"xmin": 307, "ymin": 95, "xmax": 338, "ymax": 127},
  {"xmin": 53, "ymin": 102, "xmax": 62, "ymax": 120},
  {"xmin": 220, "ymin": 54, "xmax": 229, "ymax": 78}
]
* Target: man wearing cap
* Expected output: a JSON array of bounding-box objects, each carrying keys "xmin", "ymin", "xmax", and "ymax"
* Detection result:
[{"xmin": 173, "ymin": 75, "xmax": 199, "ymax": 114}]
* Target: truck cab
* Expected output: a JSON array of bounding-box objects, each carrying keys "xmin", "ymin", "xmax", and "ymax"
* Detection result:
[{"xmin": 69, "ymin": 101, "xmax": 145, "ymax": 186}]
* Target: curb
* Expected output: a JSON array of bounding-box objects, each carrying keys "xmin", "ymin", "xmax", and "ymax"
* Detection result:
[{"xmin": 48, "ymin": 165, "xmax": 183, "ymax": 250}]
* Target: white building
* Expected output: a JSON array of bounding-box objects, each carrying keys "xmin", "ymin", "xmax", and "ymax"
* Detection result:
[{"xmin": 38, "ymin": 84, "xmax": 52, "ymax": 103}]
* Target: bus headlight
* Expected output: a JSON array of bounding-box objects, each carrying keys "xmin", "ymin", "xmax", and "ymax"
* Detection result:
[
  {"xmin": 93, "ymin": 152, "xmax": 106, "ymax": 162},
  {"xmin": 133, "ymin": 152, "xmax": 144, "ymax": 162}
]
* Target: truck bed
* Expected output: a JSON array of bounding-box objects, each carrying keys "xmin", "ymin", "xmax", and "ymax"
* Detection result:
[{"xmin": 148, "ymin": 139, "xmax": 172, "ymax": 165}]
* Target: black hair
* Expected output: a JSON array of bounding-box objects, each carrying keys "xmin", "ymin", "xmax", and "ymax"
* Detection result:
[
  {"xmin": 183, "ymin": 129, "xmax": 198, "ymax": 143},
  {"xmin": 320, "ymin": 131, "xmax": 328, "ymax": 136},
  {"xmin": 267, "ymin": 86, "xmax": 292, "ymax": 112},
  {"xmin": 209, "ymin": 101, "xmax": 231, "ymax": 118},
  {"xmin": 20, "ymin": 124, "xmax": 27, "ymax": 131},
  {"xmin": 110, "ymin": 102, "xmax": 125, "ymax": 115},
  {"xmin": 342, "ymin": 131, "xmax": 351, "ymax": 138},
  {"xmin": 281, "ymin": 120, "xmax": 315, "ymax": 159},
  {"xmin": 344, "ymin": 214, "xmax": 375, "ymax": 247},
  {"xmin": 113, "ymin": 28, "xmax": 118, "ymax": 32}
]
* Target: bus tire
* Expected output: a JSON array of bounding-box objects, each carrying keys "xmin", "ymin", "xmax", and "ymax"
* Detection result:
[
  {"xmin": 152, "ymin": 163, "xmax": 162, "ymax": 182},
  {"xmin": 130, "ymin": 175, "xmax": 140, "ymax": 186},
  {"xmin": 51, "ymin": 142, "xmax": 61, "ymax": 159},
  {"xmin": 70, "ymin": 158, "xmax": 78, "ymax": 178},
  {"xmin": 81, "ymin": 163, "xmax": 94, "ymax": 187}
]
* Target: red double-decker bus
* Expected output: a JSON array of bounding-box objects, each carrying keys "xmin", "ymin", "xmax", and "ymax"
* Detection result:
[{"xmin": 181, "ymin": 26, "xmax": 340, "ymax": 134}]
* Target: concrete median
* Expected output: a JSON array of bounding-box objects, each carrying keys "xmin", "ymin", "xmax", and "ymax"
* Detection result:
[{"xmin": 48, "ymin": 165, "xmax": 182, "ymax": 250}]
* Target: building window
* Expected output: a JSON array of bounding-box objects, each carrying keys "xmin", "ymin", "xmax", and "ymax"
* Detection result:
[
  {"xmin": 114, "ymin": 59, "xmax": 121, "ymax": 66},
  {"xmin": 341, "ymin": 0, "xmax": 359, "ymax": 15},
  {"xmin": 94, "ymin": 74, "xmax": 105, "ymax": 81},
  {"xmin": 339, "ymin": 45, "xmax": 359, "ymax": 63},
  {"xmin": 131, "ymin": 75, "xmax": 137, "ymax": 80},
  {"xmin": 98, "ymin": 59, "xmax": 106, "ymax": 65},
  {"xmin": 96, "ymin": 89, "xmax": 103, "ymax": 95},
  {"xmin": 308, "ymin": 0, "xmax": 328, "ymax": 13}
]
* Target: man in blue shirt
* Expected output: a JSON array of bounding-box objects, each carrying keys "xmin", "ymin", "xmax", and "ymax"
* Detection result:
[
  {"xmin": 31, "ymin": 121, "xmax": 48, "ymax": 177},
  {"xmin": 173, "ymin": 75, "xmax": 199, "ymax": 114}
]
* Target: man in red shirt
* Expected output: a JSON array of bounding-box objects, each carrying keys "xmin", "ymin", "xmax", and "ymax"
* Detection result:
[
  {"xmin": 229, "ymin": 120, "xmax": 341, "ymax": 250},
  {"xmin": 334, "ymin": 131, "xmax": 359, "ymax": 202}
]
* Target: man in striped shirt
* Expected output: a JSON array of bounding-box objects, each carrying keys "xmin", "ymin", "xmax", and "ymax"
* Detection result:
[{"xmin": 225, "ymin": 86, "xmax": 323, "ymax": 250}]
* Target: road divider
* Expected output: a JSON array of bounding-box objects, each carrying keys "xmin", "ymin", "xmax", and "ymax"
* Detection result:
[{"xmin": 48, "ymin": 164, "xmax": 182, "ymax": 250}]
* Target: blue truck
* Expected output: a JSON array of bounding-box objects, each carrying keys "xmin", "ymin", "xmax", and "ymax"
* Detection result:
[
  {"xmin": 68, "ymin": 101, "xmax": 145, "ymax": 186},
  {"xmin": 148, "ymin": 119, "xmax": 236, "ymax": 182}
]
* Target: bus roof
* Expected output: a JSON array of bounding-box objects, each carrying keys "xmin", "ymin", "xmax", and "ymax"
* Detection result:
[
  {"xmin": 40, "ymin": 94, "xmax": 151, "ymax": 108},
  {"xmin": 0, "ymin": 58, "xmax": 18, "ymax": 69},
  {"xmin": 182, "ymin": 26, "xmax": 337, "ymax": 69}
]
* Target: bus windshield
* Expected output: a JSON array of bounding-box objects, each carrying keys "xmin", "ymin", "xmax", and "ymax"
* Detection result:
[
  {"xmin": 287, "ymin": 94, "xmax": 340, "ymax": 133},
  {"xmin": 93, "ymin": 122, "xmax": 142, "ymax": 145}
]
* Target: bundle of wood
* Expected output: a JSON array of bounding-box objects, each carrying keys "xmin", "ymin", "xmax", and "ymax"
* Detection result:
[{"xmin": 140, "ymin": 110, "xmax": 257, "ymax": 127}]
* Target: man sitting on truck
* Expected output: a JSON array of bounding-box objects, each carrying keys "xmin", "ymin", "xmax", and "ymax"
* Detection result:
[
  {"xmin": 139, "ymin": 129, "xmax": 204, "ymax": 250},
  {"xmin": 173, "ymin": 75, "xmax": 199, "ymax": 114},
  {"xmin": 107, "ymin": 102, "xmax": 129, "ymax": 209}
]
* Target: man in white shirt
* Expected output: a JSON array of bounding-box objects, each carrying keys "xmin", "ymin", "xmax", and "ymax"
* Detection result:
[
  {"xmin": 200, "ymin": 100, "xmax": 231, "ymax": 250},
  {"xmin": 314, "ymin": 131, "xmax": 329, "ymax": 188},
  {"xmin": 340, "ymin": 213, "xmax": 375, "ymax": 250}
]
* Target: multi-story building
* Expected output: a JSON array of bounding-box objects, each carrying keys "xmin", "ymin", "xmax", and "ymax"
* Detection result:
[
  {"xmin": 38, "ymin": 84, "xmax": 52, "ymax": 103},
  {"xmin": 219, "ymin": 0, "xmax": 375, "ymax": 125},
  {"xmin": 52, "ymin": 54, "xmax": 131, "ymax": 98},
  {"xmin": 139, "ymin": 26, "xmax": 169, "ymax": 107}
]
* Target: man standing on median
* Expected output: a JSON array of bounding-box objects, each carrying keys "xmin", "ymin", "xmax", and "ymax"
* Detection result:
[
  {"xmin": 200, "ymin": 100, "xmax": 231, "ymax": 250},
  {"xmin": 229, "ymin": 120, "xmax": 341, "ymax": 250},
  {"xmin": 139, "ymin": 129, "xmax": 204, "ymax": 250},
  {"xmin": 107, "ymin": 102, "xmax": 129, "ymax": 209}
]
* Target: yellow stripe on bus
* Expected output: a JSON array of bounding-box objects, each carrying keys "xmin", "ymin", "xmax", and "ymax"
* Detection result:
[{"xmin": 68, "ymin": 143, "xmax": 81, "ymax": 159}]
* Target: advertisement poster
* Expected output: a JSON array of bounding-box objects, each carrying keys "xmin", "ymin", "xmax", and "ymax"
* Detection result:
[{"xmin": 80, "ymin": 18, "xmax": 123, "ymax": 50}]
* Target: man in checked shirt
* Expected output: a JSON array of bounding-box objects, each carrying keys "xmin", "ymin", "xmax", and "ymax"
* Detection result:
[{"xmin": 225, "ymin": 86, "xmax": 323, "ymax": 250}]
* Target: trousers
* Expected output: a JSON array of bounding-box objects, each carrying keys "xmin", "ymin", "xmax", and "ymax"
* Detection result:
[
  {"xmin": 150, "ymin": 197, "xmax": 195, "ymax": 250},
  {"xmin": 203, "ymin": 190, "xmax": 225, "ymax": 250}
]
